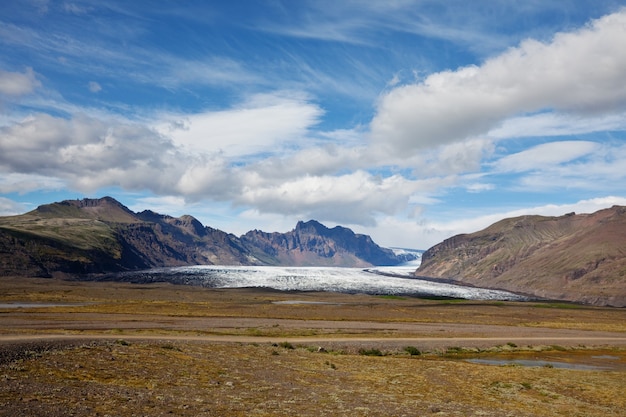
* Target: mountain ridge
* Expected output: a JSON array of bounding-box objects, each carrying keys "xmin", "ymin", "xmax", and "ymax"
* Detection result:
[
  {"xmin": 415, "ymin": 206, "xmax": 626, "ymax": 307},
  {"xmin": 0, "ymin": 196, "xmax": 414, "ymax": 277},
  {"xmin": 241, "ymin": 219, "xmax": 401, "ymax": 267}
]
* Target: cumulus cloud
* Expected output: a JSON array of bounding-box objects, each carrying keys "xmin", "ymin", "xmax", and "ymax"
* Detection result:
[
  {"xmin": 234, "ymin": 170, "xmax": 439, "ymax": 226},
  {"xmin": 0, "ymin": 113, "xmax": 182, "ymax": 193},
  {"xmin": 410, "ymin": 138, "xmax": 495, "ymax": 176},
  {"xmin": 0, "ymin": 109, "xmax": 424, "ymax": 228},
  {"xmin": 371, "ymin": 9, "xmax": 626, "ymax": 154},
  {"xmin": 160, "ymin": 92, "xmax": 324, "ymax": 157},
  {"xmin": 0, "ymin": 67, "xmax": 41, "ymax": 96}
]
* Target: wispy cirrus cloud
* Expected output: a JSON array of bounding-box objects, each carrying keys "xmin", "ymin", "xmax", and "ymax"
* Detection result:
[
  {"xmin": 1, "ymin": 2, "xmax": 626, "ymax": 250},
  {"xmin": 491, "ymin": 141, "xmax": 600, "ymax": 173}
]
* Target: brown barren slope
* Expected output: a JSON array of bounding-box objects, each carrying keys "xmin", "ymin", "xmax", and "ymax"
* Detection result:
[{"xmin": 416, "ymin": 206, "xmax": 626, "ymax": 306}]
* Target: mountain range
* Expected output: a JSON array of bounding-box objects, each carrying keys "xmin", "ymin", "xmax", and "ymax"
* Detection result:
[
  {"xmin": 2, "ymin": 196, "xmax": 624, "ymax": 307},
  {"xmin": 0, "ymin": 197, "xmax": 412, "ymax": 277},
  {"xmin": 416, "ymin": 206, "xmax": 626, "ymax": 307}
]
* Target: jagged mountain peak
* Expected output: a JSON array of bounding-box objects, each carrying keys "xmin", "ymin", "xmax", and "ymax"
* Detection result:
[
  {"xmin": 296, "ymin": 219, "xmax": 325, "ymax": 230},
  {"xmin": 0, "ymin": 196, "xmax": 415, "ymax": 277},
  {"xmin": 243, "ymin": 219, "xmax": 403, "ymax": 267},
  {"xmin": 295, "ymin": 220, "xmax": 358, "ymax": 239}
]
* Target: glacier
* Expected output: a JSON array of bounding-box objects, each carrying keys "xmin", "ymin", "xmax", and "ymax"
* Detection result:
[{"xmin": 118, "ymin": 264, "xmax": 529, "ymax": 301}]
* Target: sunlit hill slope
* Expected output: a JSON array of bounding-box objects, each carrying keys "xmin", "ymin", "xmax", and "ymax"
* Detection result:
[{"xmin": 416, "ymin": 206, "xmax": 626, "ymax": 306}]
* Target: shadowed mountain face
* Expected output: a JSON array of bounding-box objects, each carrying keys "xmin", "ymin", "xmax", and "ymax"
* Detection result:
[
  {"xmin": 241, "ymin": 220, "xmax": 402, "ymax": 267},
  {"xmin": 416, "ymin": 206, "xmax": 626, "ymax": 307},
  {"xmin": 0, "ymin": 197, "xmax": 412, "ymax": 277}
]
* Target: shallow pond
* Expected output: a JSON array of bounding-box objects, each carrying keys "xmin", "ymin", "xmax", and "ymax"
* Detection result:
[{"xmin": 466, "ymin": 353, "xmax": 625, "ymax": 371}]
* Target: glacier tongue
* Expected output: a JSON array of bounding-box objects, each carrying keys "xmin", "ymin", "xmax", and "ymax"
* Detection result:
[{"xmin": 122, "ymin": 265, "xmax": 528, "ymax": 301}]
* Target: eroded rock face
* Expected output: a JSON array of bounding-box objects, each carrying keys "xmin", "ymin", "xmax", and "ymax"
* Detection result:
[
  {"xmin": 241, "ymin": 220, "xmax": 402, "ymax": 267},
  {"xmin": 416, "ymin": 206, "xmax": 626, "ymax": 306}
]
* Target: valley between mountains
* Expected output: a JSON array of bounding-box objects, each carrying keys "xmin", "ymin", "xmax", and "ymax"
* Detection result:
[{"xmin": 0, "ymin": 196, "xmax": 625, "ymax": 306}]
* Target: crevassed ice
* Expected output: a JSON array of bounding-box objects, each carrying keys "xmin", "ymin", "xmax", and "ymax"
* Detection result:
[{"xmin": 133, "ymin": 265, "xmax": 528, "ymax": 301}]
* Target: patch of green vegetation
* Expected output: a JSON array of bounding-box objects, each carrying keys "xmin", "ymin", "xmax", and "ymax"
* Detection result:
[
  {"xmin": 358, "ymin": 348, "xmax": 384, "ymax": 356},
  {"xmin": 446, "ymin": 346, "xmax": 464, "ymax": 354},
  {"xmin": 403, "ymin": 346, "xmax": 422, "ymax": 356},
  {"xmin": 549, "ymin": 345, "xmax": 568, "ymax": 352}
]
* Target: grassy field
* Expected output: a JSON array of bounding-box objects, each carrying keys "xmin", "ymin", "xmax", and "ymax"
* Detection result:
[{"xmin": 1, "ymin": 277, "xmax": 625, "ymax": 416}]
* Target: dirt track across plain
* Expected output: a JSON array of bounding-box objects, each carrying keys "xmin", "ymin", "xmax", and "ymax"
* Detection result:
[{"xmin": 1, "ymin": 277, "xmax": 625, "ymax": 351}]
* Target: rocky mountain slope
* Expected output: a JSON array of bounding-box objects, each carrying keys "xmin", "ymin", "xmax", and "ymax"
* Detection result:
[
  {"xmin": 416, "ymin": 206, "xmax": 626, "ymax": 307},
  {"xmin": 242, "ymin": 220, "xmax": 402, "ymax": 267},
  {"xmin": 0, "ymin": 197, "xmax": 411, "ymax": 277}
]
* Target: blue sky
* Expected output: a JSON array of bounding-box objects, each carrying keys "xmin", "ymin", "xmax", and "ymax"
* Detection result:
[{"xmin": 1, "ymin": 0, "xmax": 626, "ymax": 248}]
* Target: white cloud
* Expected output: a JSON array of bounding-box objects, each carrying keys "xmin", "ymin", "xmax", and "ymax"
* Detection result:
[
  {"xmin": 159, "ymin": 92, "xmax": 324, "ymax": 157},
  {"xmin": 489, "ymin": 111, "xmax": 626, "ymax": 139},
  {"xmin": 370, "ymin": 9, "xmax": 626, "ymax": 154},
  {"xmin": 496, "ymin": 142, "xmax": 626, "ymax": 192},
  {"xmin": 492, "ymin": 141, "xmax": 599, "ymax": 173},
  {"xmin": 0, "ymin": 113, "xmax": 182, "ymax": 193},
  {"xmin": 0, "ymin": 197, "xmax": 29, "ymax": 216},
  {"xmin": 235, "ymin": 170, "xmax": 440, "ymax": 226},
  {"xmin": 410, "ymin": 138, "xmax": 495, "ymax": 176},
  {"xmin": 0, "ymin": 173, "xmax": 65, "ymax": 194},
  {"xmin": 0, "ymin": 68, "xmax": 41, "ymax": 96},
  {"xmin": 127, "ymin": 195, "xmax": 188, "ymax": 216}
]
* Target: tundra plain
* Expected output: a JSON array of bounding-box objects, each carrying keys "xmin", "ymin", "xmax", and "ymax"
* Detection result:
[{"xmin": 1, "ymin": 277, "xmax": 625, "ymax": 416}]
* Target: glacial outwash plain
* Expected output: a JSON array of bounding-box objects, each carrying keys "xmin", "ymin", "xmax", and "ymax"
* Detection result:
[{"xmin": 1, "ymin": 198, "xmax": 625, "ymax": 416}]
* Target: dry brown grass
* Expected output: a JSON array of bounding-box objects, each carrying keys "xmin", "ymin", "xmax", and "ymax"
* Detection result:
[
  {"xmin": 1, "ymin": 340, "xmax": 625, "ymax": 417},
  {"xmin": 1, "ymin": 277, "xmax": 625, "ymax": 416}
]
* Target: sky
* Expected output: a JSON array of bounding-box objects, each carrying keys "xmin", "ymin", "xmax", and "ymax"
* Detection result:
[{"xmin": 1, "ymin": 0, "xmax": 626, "ymax": 249}]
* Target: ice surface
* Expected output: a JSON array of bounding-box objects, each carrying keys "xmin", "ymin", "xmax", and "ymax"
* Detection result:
[{"xmin": 123, "ymin": 265, "xmax": 529, "ymax": 301}]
